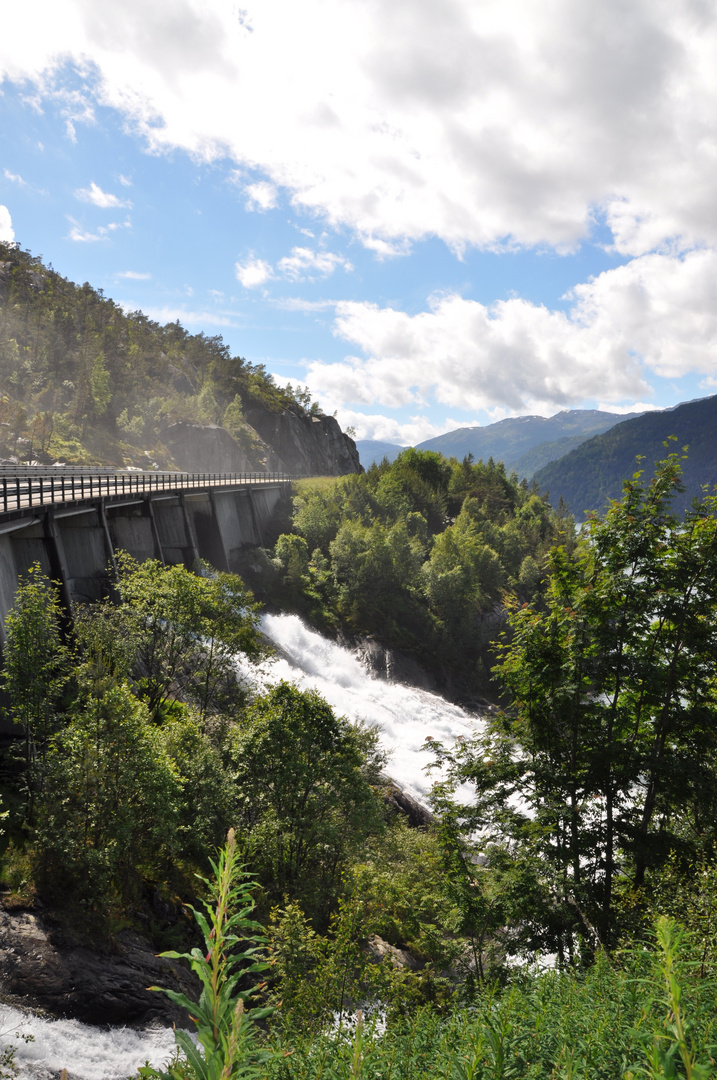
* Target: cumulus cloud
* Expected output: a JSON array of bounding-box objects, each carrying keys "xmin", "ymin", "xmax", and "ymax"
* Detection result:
[
  {"xmin": 235, "ymin": 256, "xmax": 273, "ymax": 288},
  {"xmin": 0, "ymin": 205, "xmax": 14, "ymax": 242},
  {"xmin": 237, "ymin": 246, "xmax": 351, "ymax": 287},
  {"xmin": 75, "ymin": 181, "xmax": 131, "ymax": 208},
  {"xmin": 2, "ymin": 0, "xmax": 717, "ymax": 255},
  {"xmin": 116, "ymin": 269, "xmax": 151, "ymax": 279},
  {"xmin": 302, "ymin": 251, "xmax": 717, "ymax": 417}
]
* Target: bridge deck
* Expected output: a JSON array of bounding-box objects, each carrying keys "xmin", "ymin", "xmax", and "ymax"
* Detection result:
[{"xmin": 0, "ymin": 470, "xmax": 297, "ymax": 518}]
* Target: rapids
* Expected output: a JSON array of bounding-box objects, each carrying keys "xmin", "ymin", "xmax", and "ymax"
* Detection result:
[
  {"xmin": 247, "ymin": 612, "xmax": 483, "ymax": 803},
  {"xmin": 0, "ymin": 1003, "xmax": 176, "ymax": 1080}
]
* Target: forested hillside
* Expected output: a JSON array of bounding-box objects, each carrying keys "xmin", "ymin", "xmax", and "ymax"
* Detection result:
[
  {"xmin": 535, "ymin": 394, "xmax": 717, "ymax": 517},
  {"xmin": 0, "ymin": 243, "xmax": 359, "ymax": 474},
  {"xmin": 263, "ymin": 448, "xmax": 573, "ymax": 699}
]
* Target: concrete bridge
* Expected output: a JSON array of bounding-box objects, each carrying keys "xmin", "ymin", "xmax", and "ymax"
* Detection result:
[{"xmin": 0, "ymin": 467, "xmax": 297, "ymax": 646}]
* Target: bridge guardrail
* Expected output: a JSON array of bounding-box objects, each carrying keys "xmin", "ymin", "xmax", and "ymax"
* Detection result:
[{"xmin": 0, "ymin": 470, "xmax": 298, "ymax": 516}]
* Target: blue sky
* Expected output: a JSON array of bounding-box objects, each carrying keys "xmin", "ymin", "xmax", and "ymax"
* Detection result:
[{"xmin": 2, "ymin": 0, "xmax": 717, "ymax": 445}]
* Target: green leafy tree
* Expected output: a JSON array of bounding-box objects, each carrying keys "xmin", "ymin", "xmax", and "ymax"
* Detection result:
[
  {"xmin": 113, "ymin": 555, "xmax": 264, "ymax": 721},
  {"xmin": 35, "ymin": 682, "xmax": 181, "ymax": 905},
  {"xmin": 427, "ymin": 451, "xmax": 717, "ymax": 956},
  {"xmin": 232, "ymin": 682, "xmax": 384, "ymax": 922},
  {"xmin": 1, "ymin": 564, "xmax": 70, "ymax": 804}
]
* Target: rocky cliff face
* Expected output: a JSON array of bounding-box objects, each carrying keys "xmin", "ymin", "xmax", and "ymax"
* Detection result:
[
  {"xmin": 245, "ymin": 405, "xmax": 361, "ymax": 475},
  {"xmin": 162, "ymin": 406, "xmax": 361, "ymax": 476}
]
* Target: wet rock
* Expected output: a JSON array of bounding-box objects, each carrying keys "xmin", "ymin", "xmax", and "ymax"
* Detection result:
[
  {"xmin": 0, "ymin": 906, "xmax": 198, "ymax": 1027},
  {"xmin": 353, "ymin": 638, "xmax": 438, "ymax": 691},
  {"xmin": 381, "ymin": 782, "xmax": 434, "ymax": 829}
]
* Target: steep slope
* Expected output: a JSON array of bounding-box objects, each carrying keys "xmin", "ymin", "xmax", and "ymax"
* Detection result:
[
  {"xmin": 415, "ymin": 409, "xmax": 641, "ymax": 472},
  {"xmin": 0, "ymin": 243, "xmax": 360, "ymax": 476},
  {"xmin": 534, "ymin": 396, "xmax": 717, "ymax": 518}
]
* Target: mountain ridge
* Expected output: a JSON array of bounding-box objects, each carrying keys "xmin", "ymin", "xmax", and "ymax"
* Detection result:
[{"xmin": 534, "ymin": 395, "xmax": 717, "ymax": 518}]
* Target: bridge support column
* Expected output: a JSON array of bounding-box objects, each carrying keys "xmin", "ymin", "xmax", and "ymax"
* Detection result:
[
  {"xmin": 208, "ymin": 491, "xmax": 231, "ymax": 571},
  {"xmin": 43, "ymin": 511, "xmax": 74, "ymax": 623},
  {"xmin": 146, "ymin": 498, "xmax": 165, "ymax": 564},
  {"xmin": 97, "ymin": 499, "xmax": 118, "ymax": 578},
  {"xmin": 180, "ymin": 494, "xmax": 201, "ymax": 568}
]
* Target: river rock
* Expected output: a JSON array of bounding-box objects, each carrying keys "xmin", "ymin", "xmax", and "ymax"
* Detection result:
[
  {"xmin": 365, "ymin": 934, "xmax": 420, "ymax": 970},
  {"xmin": 0, "ymin": 906, "xmax": 198, "ymax": 1027}
]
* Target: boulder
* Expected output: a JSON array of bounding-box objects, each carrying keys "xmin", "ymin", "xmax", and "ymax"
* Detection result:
[
  {"xmin": 365, "ymin": 934, "xmax": 420, "ymax": 970},
  {"xmin": 0, "ymin": 906, "xmax": 198, "ymax": 1027}
]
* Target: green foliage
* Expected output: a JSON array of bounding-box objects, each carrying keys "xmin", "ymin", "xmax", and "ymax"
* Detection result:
[
  {"xmin": 232, "ymin": 682, "xmax": 384, "ymax": 921},
  {"xmin": 113, "ymin": 554, "xmax": 264, "ymax": 720},
  {"xmin": 1, "ymin": 564, "xmax": 70, "ymax": 806},
  {"xmin": 268, "ymin": 449, "xmax": 568, "ymax": 694},
  {"xmin": 263, "ymin": 921, "xmax": 717, "ymax": 1080},
  {"xmin": 143, "ymin": 828, "xmax": 273, "ymax": 1080},
  {"xmin": 425, "ymin": 451, "xmax": 717, "ymax": 960},
  {"xmin": 34, "ymin": 682, "xmax": 181, "ymax": 906}
]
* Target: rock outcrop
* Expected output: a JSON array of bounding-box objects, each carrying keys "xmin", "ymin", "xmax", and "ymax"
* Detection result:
[
  {"xmin": 0, "ymin": 906, "xmax": 197, "ymax": 1026},
  {"xmin": 162, "ymin": 423, "xmax": 254, "ymax": 473},
  {"xmin": 162, "ymin": 406, "xmax": 361, "ymax": 477},
  {"xmin": 245, "ymin": 405, "xmax": 361, "ymax": 476}
]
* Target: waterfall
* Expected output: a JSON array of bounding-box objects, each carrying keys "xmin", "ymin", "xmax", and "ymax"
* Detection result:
[{"xmin": 245, "ymin": 613, "xmax": 482, "ymax": 803}]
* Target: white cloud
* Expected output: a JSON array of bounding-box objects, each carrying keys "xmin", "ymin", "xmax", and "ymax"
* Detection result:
[
  {"xmin": 3, "ymin": 0, "xmax": 717, "ymax": 256},
  {"xmin": 67, "ymin": 214, "xmax": 131, "ymax": 241},
  {"xmin": 244, "ymin": 181, "xmax": 277, "ymax": 211},
  {"xmin": 272, "ymin": 297, "xmax": 337, "ymax": 312},
  {"xmin": 301, "ymin": 250, "xmax": 717, "ymax": 417},
  {"xmin": 235, "ymin": 256, "xmax": 273, "ymax": 288},
  {"xmin": 0, "ymin": 205, "xmax": 14, "ymax": 242},
  {"xmin": 116, "ymin": 269, "xmax": 151, "ymax": 279},
  {"xmin": 3, "ymin": 169, "xmax": 26, "ymax": 185},
  {"xmin": 118, "ymin": 173, "xmax": 132, "ymax": 186},
  {"xmin": 596, "ymin": 401, "xmax": 662, "ymax": 415},
  {"xmin": 332, "ymin": 409, "xmax": 457, "ymax": 445},
  {"xmin": 75, "ymin": 181, "xmax": 131, "ymax": 208},
  {"xmin": 277, "ymin": 246, "xmax": 353, "ymax": 281}
]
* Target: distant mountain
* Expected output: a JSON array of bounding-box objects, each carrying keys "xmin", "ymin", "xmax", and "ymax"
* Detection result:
[
  {"xmin": 534, "ymin": 395, "xmax": 717, "ymax": 518},
  {"xmin": 415, "ymin": 410, "xmax": 642, "ymax": 476},
  {"xmin": 355, "ymin": 440, "xmax": 406, "ymax": 467}
]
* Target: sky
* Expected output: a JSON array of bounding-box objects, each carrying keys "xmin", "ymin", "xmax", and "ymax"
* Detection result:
[{"xmin": 1, "ymin": 0, "xmax": 717, "ymax": 446}]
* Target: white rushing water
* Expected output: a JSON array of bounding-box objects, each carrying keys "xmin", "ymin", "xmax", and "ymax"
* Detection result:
[
  {"xmin": 0, "ymin": 1003, "xmax": 176, "ymax": 1080},
  {"xmin": 247, "ymin": 613, "xmax": 483, "ymax": 803}
]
